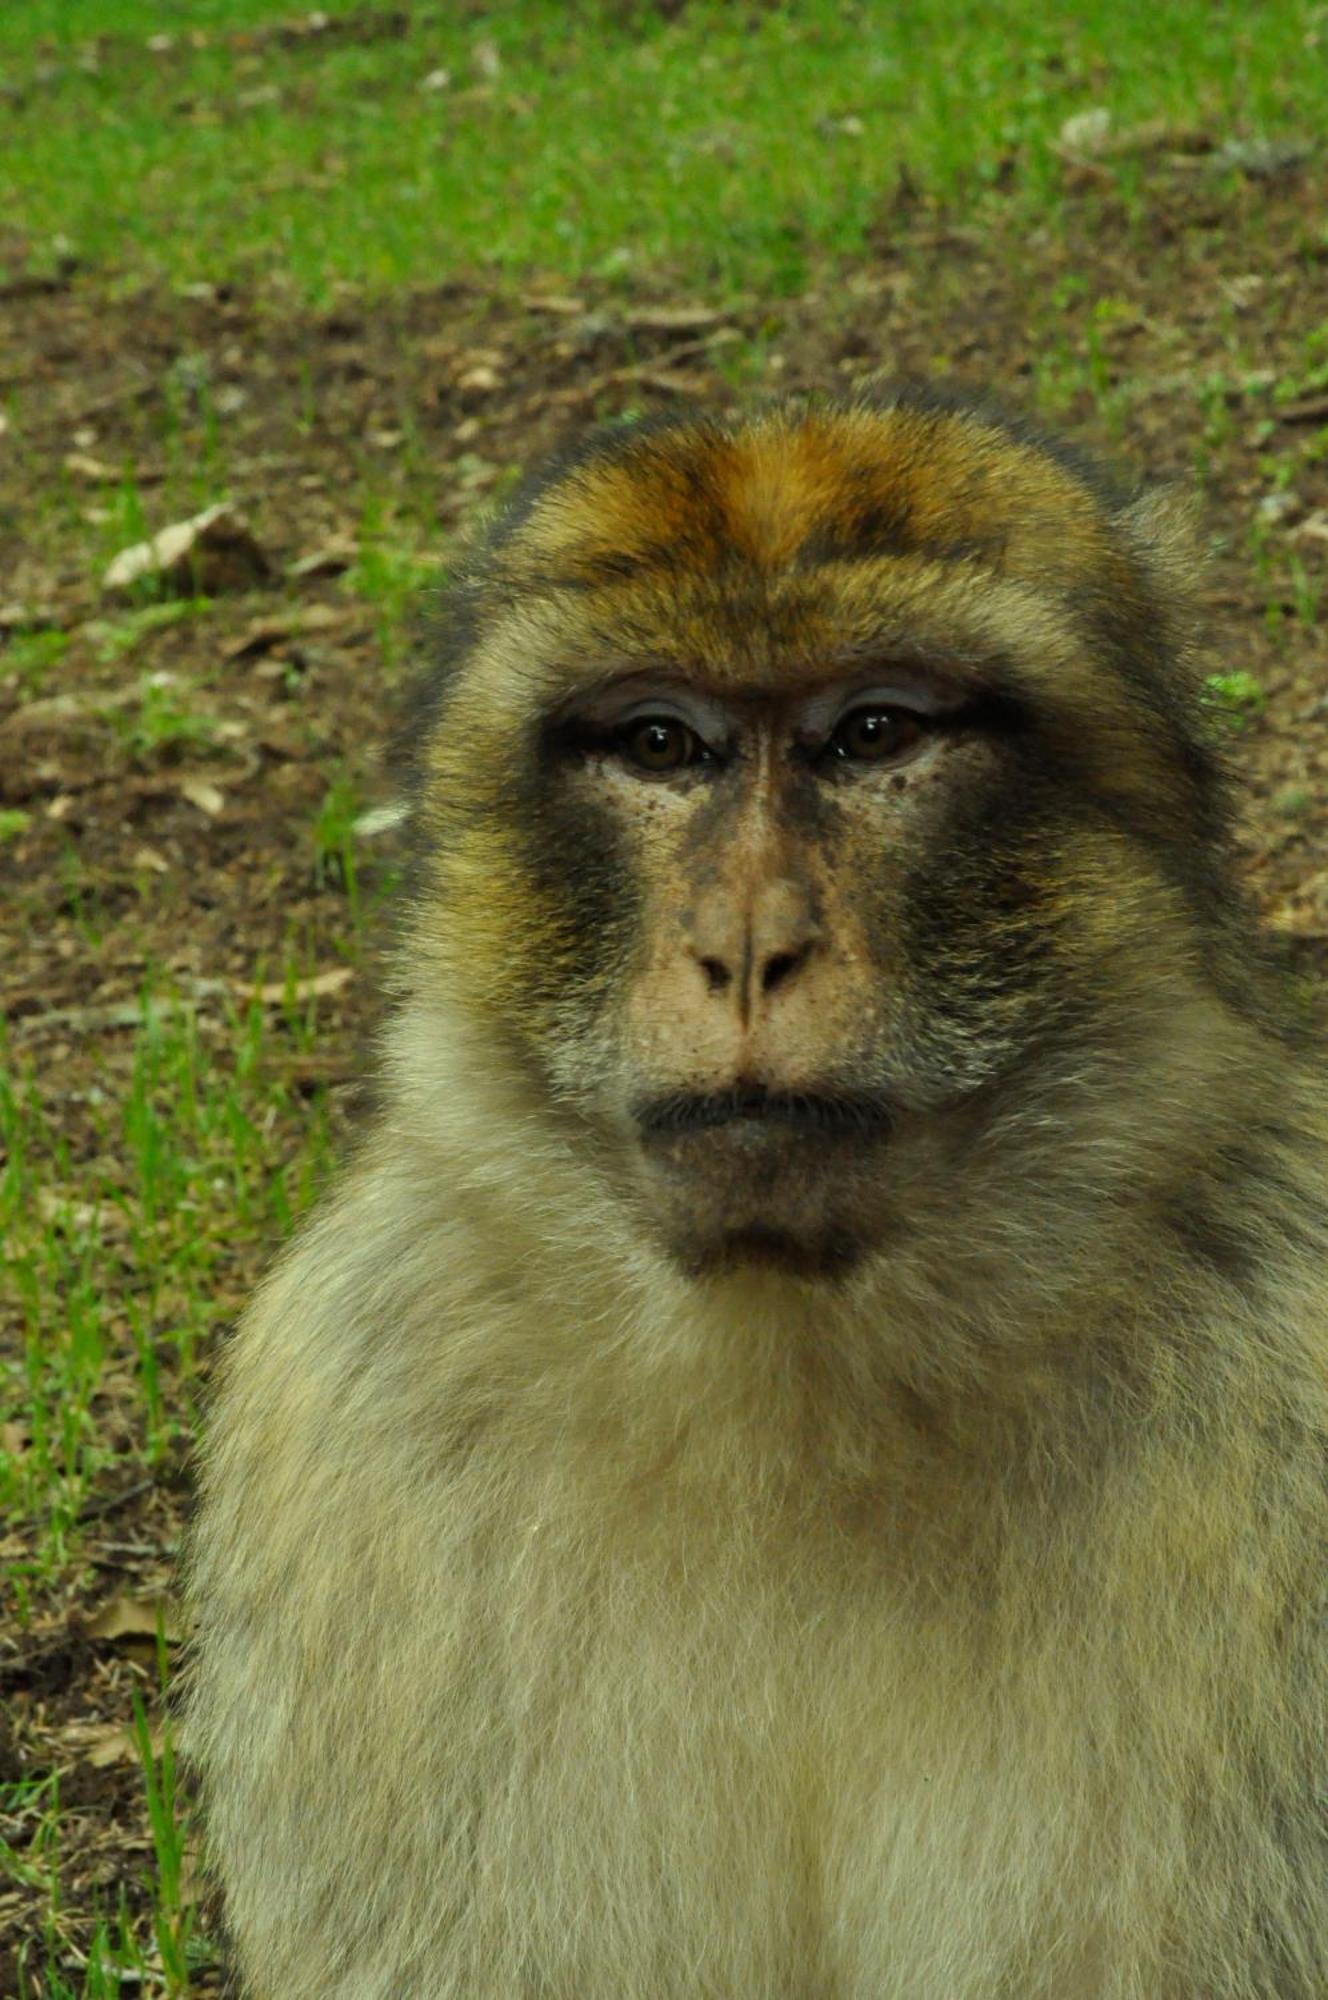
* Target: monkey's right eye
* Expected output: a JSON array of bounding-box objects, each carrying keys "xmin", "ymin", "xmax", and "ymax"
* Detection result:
[{"xmin": 617, "ymin": 717, "xmax": 707, "ymax": 774}]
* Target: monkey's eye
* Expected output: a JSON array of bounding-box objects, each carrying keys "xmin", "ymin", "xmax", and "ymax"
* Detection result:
[
  {"xmin": 825, "ymin": 706, "xmax": 926, "ymax": 765},
  {"xmin": 617, "ymin": 716, "xmax": 708, "ymax": 774}
]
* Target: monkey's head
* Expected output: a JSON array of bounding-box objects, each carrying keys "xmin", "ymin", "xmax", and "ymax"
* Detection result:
[{"xmin": 408, "ymin": 391, "xmax": 1235, "ymax": 1282}]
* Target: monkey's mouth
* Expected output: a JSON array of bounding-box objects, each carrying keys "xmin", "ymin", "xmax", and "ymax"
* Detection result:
[{"xmin": 633, "ymin": 1087, "xmax": 895, "ymax": 1143}]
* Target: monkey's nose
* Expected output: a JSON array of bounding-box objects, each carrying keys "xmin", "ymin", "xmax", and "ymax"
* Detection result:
[
  {"xmin": 696, "ymin": 939, "xmax": 816, "ymax": 997},
  {"xmin": 687, "ymin": 880, "xmax": 822, "ymax": 1015}
]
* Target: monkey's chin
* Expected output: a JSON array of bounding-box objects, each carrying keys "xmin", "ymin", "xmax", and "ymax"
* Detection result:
[
  {"xmin": 631, "ymin": 1114, "xmax": 889, "ymax": 1282},
  {"xmin": 677, "ymin": 1223, "xmax": 867, "ymax": 1282}
]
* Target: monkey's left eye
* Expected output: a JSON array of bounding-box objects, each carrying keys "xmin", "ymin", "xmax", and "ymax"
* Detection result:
[
  {"xmin": 825, "ymin": 707, "xmax": 926, "ymax": 765},
  {"xmin": 617, "ymin": 716, "xmax": 708, "ymax": 774}
]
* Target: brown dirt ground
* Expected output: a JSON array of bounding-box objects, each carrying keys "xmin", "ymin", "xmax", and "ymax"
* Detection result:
[{"xmin": 1, "ymin": 161, "xmax": 1326, "ymax": 1991}]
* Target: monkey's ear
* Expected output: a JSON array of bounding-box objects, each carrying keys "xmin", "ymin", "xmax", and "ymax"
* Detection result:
[{"xmin": 1119, "ymin": 483, "xmax": 1207, "ymax": 606}]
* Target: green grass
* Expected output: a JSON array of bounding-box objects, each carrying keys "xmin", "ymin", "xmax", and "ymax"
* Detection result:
[
  {"xmin": 1, "ymin": 953, "xmax": 355, "ymax": 1986},
  {"xmin": 1, "ymin": 0, "xmax": 1323, "ymax": 301},
  {"xmin": 1, "ymin": 980, "xmax": 335, "ymax": 1589},
  {"xmin": 4, "ymin": 628, "xmax": 71, "ymax": 695},
  {"xmin": 7, "ymin": 1664, "xmax": 206, "ymax": 1997},
  {"xmin": 347, "ymin": 495, "xmax": 440, "ymax": 669},
  {"xmin": 1204, "ymin": 668, "xmax": 1269, "ymax": 730}
]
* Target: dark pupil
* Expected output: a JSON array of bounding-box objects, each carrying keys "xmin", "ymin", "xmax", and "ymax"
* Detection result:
[
  {"xmin": 841, "ymin": 709, "xmax": 912, "ymax": 758},
  {"xmin": 630, "ymin": 720, "xmax": 687, "ymax": 769}
]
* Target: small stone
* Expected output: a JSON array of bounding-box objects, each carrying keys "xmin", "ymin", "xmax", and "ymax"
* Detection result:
[{"xmin": 1058, "ymin": 108, "xmax": 1113, "ymax": 156}]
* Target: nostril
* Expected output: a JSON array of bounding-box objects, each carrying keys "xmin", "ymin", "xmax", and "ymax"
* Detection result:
[
  {"xmin": 762, "ymin": 946, "xmax": 808, "ymax": 995},
  {"xmin": 700, "ymin": 956, "xmax": 732, "ymax": 994}
]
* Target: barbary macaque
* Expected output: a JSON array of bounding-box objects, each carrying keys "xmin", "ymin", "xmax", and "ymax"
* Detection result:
[{"xmin": 189, "ymin": 389, "xmax": 1328, "ymax": 1998}]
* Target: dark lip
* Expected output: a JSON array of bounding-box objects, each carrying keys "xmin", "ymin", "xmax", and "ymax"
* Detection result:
[{"xmin": 633, "ymin": 1087, "xmax": 895, "ymax": 1142}]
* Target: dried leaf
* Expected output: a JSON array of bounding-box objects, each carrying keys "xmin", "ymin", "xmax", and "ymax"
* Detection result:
[
  {"xmin": 353, "ymin": 802, "xmax": 408, "ymax": 838},
  {"xmin": 87, "ymin": 1594, "xmax": 183, "ymax": 1643},
  {"xmin": 522, "ymin": 292, "xmax": 587, "ymax": 316},
  {"xmin": 0, "ymin": 600, "xmax": 50, "ymax": 629},
  {"xmin": 472, "ymin": 36, "xmax": 501, "ymax": 79},
  {"xmin": 67, "ymin": 1719, "xmax": 161, "ymax": 1768},
  {"xmin": 180, "ymin": 776, "xmax": 226, "ymax": 816},
  {"xmin": 1210, "ymin": 135, "xmax": 1312, "ymax": 180},
  {"xmin": 36, "ymin": 1188, "xmax": 125, "ymax": 1232},
  {"xmin": 103, "ymin": 500, "xmax": 271, "ymax": 597},
  {"xmin": 63, "ymin": 451, "xmax": 118, "ymax": 481},
  {"xmin": 632, "ymin": 368, "xmax": 712, "ymax": 396},
  {"xmin": 288, "ymin": 534, "xmax": 358, "ymax": 579},
  {"xmin": 624, "ymin": 304, "xmax": 730, "ymax": 333},
  {"xmin": 1278, "ymin": 395, "xmax": 1328, "ymax": 426},
  {"xmin": 247, "ymin": 966, "xmax": 355, "ymax": 1005},
  {"xmin": 456, "ymin": 363, "xmax": 502, "ymax": 393},
  {"xmin": 223, "ymin": 604, "xmax": 344, "ymax": 659}
]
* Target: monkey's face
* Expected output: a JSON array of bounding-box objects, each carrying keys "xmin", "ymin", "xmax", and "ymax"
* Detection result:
[
  {"xmin": 535, "ymin": 660, "xmax": 1033, "ymax": 1277},
  {"xmin": 416, "ymin": 401, "xmax": 1226, "ymax": 1278}
]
